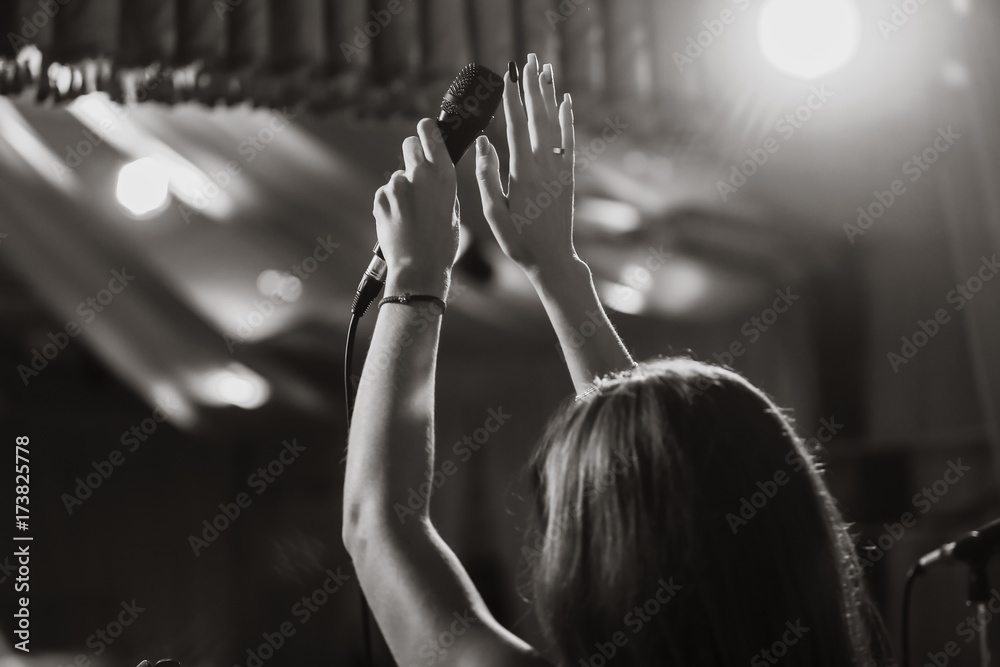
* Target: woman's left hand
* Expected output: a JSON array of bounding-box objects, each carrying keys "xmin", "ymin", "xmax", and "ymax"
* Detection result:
[{"xmin": 374, "ymin": 118, "xmax": 460, "ymax": 300}]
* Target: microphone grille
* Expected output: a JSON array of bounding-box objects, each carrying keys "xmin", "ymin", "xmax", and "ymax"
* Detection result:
[{"xmin": 440, "ymin": 63, "xmax": 504, "ymax": 117}]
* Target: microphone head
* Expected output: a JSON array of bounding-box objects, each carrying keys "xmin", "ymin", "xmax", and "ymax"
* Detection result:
[
  {"xmin": 437, "ymin": 63, "xmax": 504, "ymax": 164},
  {"xmin": 952, "ymin": 516, "xmax": 1000, "ymax": 562}
]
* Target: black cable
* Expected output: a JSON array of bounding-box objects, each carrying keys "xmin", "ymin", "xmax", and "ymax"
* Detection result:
[
  {"xmin": 901, "ymin": 565, "xmax": 921, "ymax": 667},
  {"xmin": 344, "ymin": 310, "xmax": 374, "ymax": 667},
  {"xmin": 345, "ymin": 312, "xmax": 360, "ymax": 419}
]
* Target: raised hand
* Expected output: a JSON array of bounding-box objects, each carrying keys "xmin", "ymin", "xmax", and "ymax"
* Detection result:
[
  {"xmin": 374, "ymin": 118, "xmax": 460, "ymax": 300},
  {"xmin": 474, "ymin": 54, "xmax": 577, "ymax": 281}
]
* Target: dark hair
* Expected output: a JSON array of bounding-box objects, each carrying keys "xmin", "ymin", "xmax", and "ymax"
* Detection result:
[{"xmin": 526, "ymin": 357, "xmax": 883, "ymax": 666}]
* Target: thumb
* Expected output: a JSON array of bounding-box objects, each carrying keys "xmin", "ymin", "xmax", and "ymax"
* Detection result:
[{"xmin": 474, "ymin": 136, "xmax": 507, "ymax": 224}]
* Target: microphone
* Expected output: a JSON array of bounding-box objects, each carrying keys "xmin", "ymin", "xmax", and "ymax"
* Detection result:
[
  {"xmin": 917, "ymin": 517, "xmax": 1000, "ymax": 572},
  {"xmin": 351, "ymin": 63, "xmax": 505, "ymax": 316}
]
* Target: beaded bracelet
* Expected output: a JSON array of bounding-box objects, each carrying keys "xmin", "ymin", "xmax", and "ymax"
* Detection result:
[{"xmin": 378, "ymin": 293, "xmax": 447, "ymax": 312}]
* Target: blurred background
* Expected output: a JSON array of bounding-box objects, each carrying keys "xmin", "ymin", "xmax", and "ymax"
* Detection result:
[{"xmin": 0, "ymin": 0, "xmax": 998, "ymax": 665}]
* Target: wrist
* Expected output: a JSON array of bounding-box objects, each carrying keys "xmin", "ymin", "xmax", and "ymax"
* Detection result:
[
  {"xmin": 525, "ymin": 256, "xmax": 592, "ymax": 295},
  {"xmin": 385, "ymin": 265, "xmax": 451, "ymax": 301}
]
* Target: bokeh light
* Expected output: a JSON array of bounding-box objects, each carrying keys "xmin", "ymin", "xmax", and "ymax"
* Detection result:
[
  {"xmin": 116, "ymin": 157, "xmax": 170, "ymax": 217},
  {"xmin": 758, "ymin": 0, "xmax": 862, "ymax": 79}
]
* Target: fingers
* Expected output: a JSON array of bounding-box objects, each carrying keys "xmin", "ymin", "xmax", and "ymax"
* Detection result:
[
  {"xmin": 385, "ymin": 169, "xmax": 409, "ymax": 220},
  {"xmin": 559, "ymin": 93, "xmax": 575, "ymax": 165},
  {"xmin": 374, "ymin": 169, "xmax": 400, "ymax": 217},
  {"xmin": 374, "ymin": 186, "xmax": 389, "ymax": 216},
  {"xmin": 522, "ymin": 53, "xmax": 550, "ymax": 151},
  {"xmin": 474, "ymin": 136, "xmax": 507, "ymax": 224},
  {"xmin": 401, "ymin": 135, "xmax": 424, "ymax": 176},
  {"xmin": 502, "ymin": 69, "xmax": 530, "ymax": 177},
  {"xmin": 539, "ymin": 63, "xmax": 559, "ymax": 123},
  {"xmin": 417, "ymin": 117, "xmax": 448, "ymax": 166}
]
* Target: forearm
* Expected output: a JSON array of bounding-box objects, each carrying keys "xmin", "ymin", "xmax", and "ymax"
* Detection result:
[
  {"xmin": 528, "ymin": 257, "xmax": 634, "ymax": 394},
  {"xmin": 340, "ymin": 291, "xmax": 545, "ymax": 666},
  {"xmin": 342, "ymin": 296, "xmax": 442, "ymax": 538}
]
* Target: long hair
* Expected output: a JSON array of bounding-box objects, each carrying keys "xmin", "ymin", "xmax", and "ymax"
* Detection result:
[{"xmin": 526, "ymin": 357, "xmax": 883, "ymax": 666}]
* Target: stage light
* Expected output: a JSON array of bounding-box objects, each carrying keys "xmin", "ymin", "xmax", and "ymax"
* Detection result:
[
  {"xmin": 599, "ymin": 281, "xmax": 647, "ymax": 315},
  {"xmin": 70, "ymin": 95, "xmax": 233, "ymax": 219},
  {"xmin": 576, "ymin": 197, "xmax": 643, "ymax": 233},
  {"xmin": 758, "ymin": 0, "xmax": 861, "ymax": 79},
  {"xmin": 202, "ymin": 364, "xmax": 270, "ymax": 409},
  {"xmin": 257, "ymin": 269, "xmax": 302, "ymax": 303},
  {"xmin": 116, "ymin": 157, "xmax": 170, "ymax": 217}
]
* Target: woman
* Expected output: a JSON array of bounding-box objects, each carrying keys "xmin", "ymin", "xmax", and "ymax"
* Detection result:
[{"xmin": 342, "ymin": 54, "xmax": 884, "ymax": 666}]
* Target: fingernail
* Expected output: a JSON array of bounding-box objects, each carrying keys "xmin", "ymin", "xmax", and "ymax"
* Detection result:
[
  {"xmin": 528, "ymin": 53, "xmax": 538, "ymax": 69},
  {"xmin": 564, "ymin": 93, "xmax": 572, "ymax": 105},
  {"xmin": 508, "ymin": 60, "xmax": 518, "ymax": 83},
  {"xmin": 541, "ymin": 63, "xmax": 552, "ymax": 83},
  {"xmin": 476, "ymin": 135, "xmax": 487, "ymax": 156}
]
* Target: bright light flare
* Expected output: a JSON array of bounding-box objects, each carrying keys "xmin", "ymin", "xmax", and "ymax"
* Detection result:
[
  {"xmin": 69, "ymin": 94, "xmax": 233, "ymax": 219},
  {"xmin": 576, "ymin": 198, "xmax": 644, "ymax": 234},
  {"xmin": 758, "ymin": 0, "xmax": 861, "ymax": 79},
  {"xmin": 599, "ymin": 281, "xmax": 647, "ymax": 315},
  {"xmin": 198, "ymin": 364, "xmax": 271, "ymax": 409},
  {"xmin": 116, "ymin": 157, "xmax": 170, "ymax": 217},
  {"xmin": 257, "ymin": 269, "xmax": 302, "ymax": 303}
]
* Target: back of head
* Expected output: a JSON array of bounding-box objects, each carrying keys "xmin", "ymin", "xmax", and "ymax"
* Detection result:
[{"xmin": 527, "ymin": 357, "xmax": 881, "ymax": 666}]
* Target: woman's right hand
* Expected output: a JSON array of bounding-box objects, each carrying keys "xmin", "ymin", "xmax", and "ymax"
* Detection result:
[{"xmin": 474, "ymin": 54, "xmax": 578, "ymax": 281}]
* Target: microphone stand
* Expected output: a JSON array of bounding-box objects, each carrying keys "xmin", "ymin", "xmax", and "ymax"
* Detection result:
[{"xmin": 968, "ymin": 559, "xmax": 993, "ymax": 667}]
